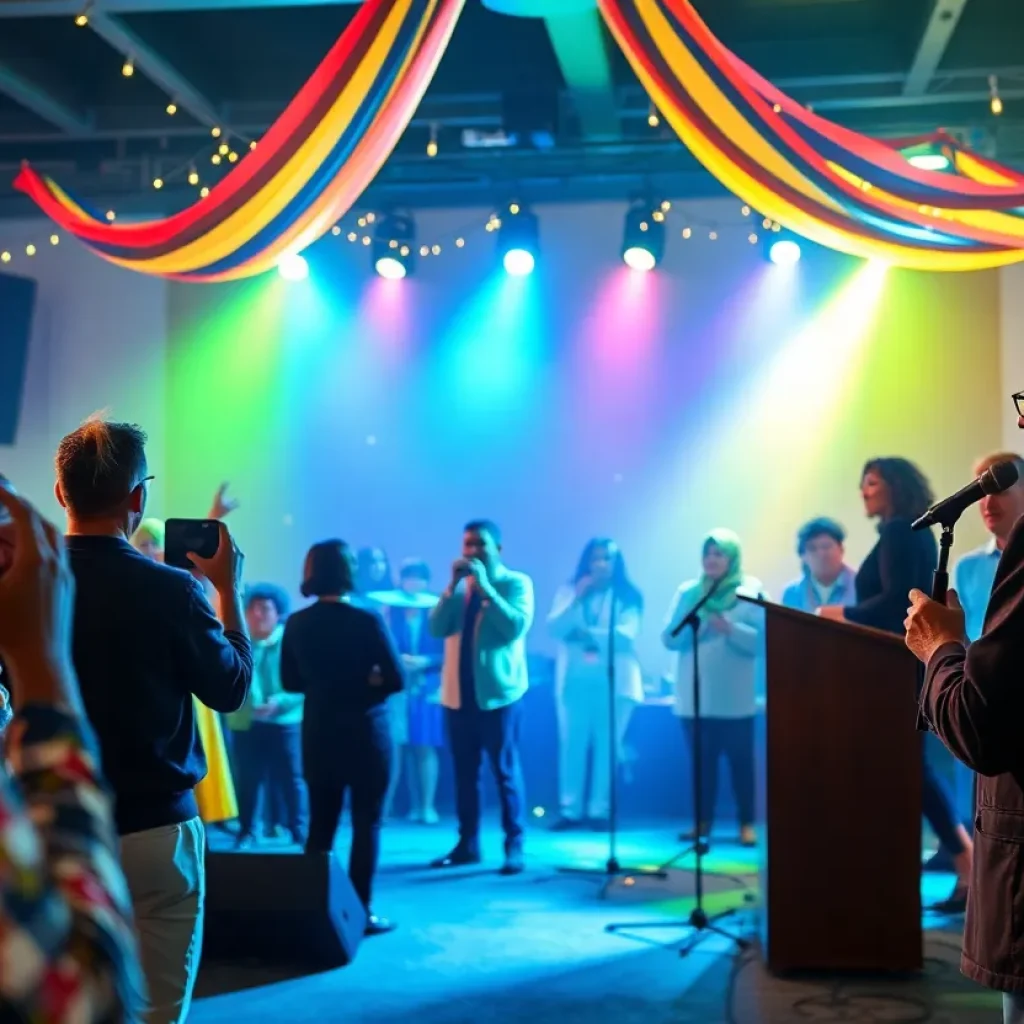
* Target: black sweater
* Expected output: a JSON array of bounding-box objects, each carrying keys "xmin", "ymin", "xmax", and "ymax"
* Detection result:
[
  {"xmin": 67, "ymin": 536, "xmax": 252, "ymax": 835},
  {"xmin": 844, "ymin": 517, "xmax": 938, "ymax": 636},
  {"xmin": 281, "ymin": 600, "xmax": 404, "ymax": 757}
]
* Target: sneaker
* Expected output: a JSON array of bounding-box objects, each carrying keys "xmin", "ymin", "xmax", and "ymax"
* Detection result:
[
  {"xmin": 499, "ymin": 840, "xmax": 525, "ymax": 876},
  {"xmin": 429, "ymin": 842, "xmax": 481, "ymax": 869}
]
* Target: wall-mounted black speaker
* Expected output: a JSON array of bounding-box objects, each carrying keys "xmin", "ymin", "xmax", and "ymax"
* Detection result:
[{"xmin": 0, "ymin": 273, "xmax": 37, "ymax": 445}]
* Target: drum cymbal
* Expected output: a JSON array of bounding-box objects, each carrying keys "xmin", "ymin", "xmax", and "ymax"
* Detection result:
[{"xmin": 366, "ymin": 589, "xmax": 440, "ymax": 610}]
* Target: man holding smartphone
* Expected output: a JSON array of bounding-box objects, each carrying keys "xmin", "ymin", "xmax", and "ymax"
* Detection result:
[{"xmin": 53, "ymin": 417, "xmax": 253, "ymax": 1024}]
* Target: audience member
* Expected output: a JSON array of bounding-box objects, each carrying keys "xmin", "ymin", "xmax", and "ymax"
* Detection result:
[
  {"xmin": 54, "ymin": 418, "xmax": 253, "ymax": 1024},
  {"xmin": 227, "ymin": 584, "xmax": 307, "ymax": 848}
]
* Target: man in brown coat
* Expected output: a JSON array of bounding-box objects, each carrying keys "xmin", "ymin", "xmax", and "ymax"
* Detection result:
[{"xmin": 905, "ymin": 394, "xmax": 1024, "ymax": 1024}]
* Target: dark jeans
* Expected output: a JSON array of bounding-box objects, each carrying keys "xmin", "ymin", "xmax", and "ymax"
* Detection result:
[
  {"xmin": 233, "ymin": 722, "xmax": 308, "ymax": 841},
  {"xmin": 922, "ymin": 735, "xmax": 966, "ymax": 855},
  {"xmin": 304, "ymin": 713, "xmax": 392, "ymax": 909},
  {"xmin": 447, "ymin": 701, "xmax": 525, "ymax": 849},
  {"xmin": 682, "ymin": 716, "xmax": 755, "ymax": 827}
]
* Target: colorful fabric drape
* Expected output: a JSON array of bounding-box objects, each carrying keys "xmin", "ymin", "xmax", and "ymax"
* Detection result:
[
  {"xmin": 600, "ymin": 0, "xmax": 1024, "ymax": 271},
  {"xmin": 14, "ymin": 0, "xmax": 464, "ymax": 282}
]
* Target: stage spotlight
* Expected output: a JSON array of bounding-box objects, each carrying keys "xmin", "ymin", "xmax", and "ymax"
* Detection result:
[
  {"xmin": 373, "ymin": 212, "xmax": 416, "ymax": 279},
  {"xmin": 907, "ymin": 153, "xmax": 950, "ymax": 171},
  {"xmin": 277, "ymin": 253, "xmax": 309, "ymax": 281},
  {"xmin": 497, "ymin": 203, "xmax": 538, "ymax": 276},
  {"xmin": 768, "ymin": 237, "xmax": 802, "ymax": 266},
  {"xmin": 621, "ymin": 199, "xmax": 665, "ymax": 271}
]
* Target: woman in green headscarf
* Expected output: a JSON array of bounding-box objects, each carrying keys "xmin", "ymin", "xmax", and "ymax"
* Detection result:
[{"xmin": 662, "ymin": 529, "xmax": 765, "ymax": 847}]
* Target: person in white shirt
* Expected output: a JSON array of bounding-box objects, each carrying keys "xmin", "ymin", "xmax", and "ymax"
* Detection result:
[
  {"xmin": 955, "ymin": 453, "xmax": 1024, "ymax": 643},
  {"xmin": 662, "ymin": 529, "xmax": 765, "ymax": 847},
  {"xmin": 547, "ymin": 538, "xmax": 644, "ymax": 832},
  {"xmin": 781, "ymin": 517, "xmax": 857, "ymax": 613}
]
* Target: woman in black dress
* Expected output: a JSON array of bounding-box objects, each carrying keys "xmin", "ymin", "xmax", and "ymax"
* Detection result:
[
  {"xmin": 281, "ymin": 540, "xmax": 404, "ymax": 935},
  {"xmin": 820, "ymin": 457, "xmax": 973, "ymax": 911}
]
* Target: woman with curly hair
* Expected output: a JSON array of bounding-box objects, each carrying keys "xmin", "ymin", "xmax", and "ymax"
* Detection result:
[{"xmin": 820, "ymin": 457, "xmax": 973, "ymax": 912}]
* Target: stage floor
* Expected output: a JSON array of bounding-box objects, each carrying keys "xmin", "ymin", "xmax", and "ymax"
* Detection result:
[{"xmin": 193, "ymin": 821, "xmax": 992, "ymax": 1024}]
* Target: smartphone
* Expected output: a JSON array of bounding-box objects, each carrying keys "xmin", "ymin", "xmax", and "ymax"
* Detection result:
[{"xmin": 164, "ymin": 518, "xmax": 220, "ymax": 570}]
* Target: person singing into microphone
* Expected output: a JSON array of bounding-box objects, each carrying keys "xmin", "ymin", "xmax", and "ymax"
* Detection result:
[
  {"xmin": 428, "ymin": 520, "xmax": 534, "ymax": 875},
  {"xmin": 819, "ymin": 457, "xmax": 973, "ymax": 910},
  {"xmin": 662, "ymin": 530, "xmax": 764, "ymax": 847}
]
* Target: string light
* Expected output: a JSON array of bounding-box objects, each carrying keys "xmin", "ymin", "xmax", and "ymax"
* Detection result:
[
  {"xmin": 762, "ymin": 216, "xmax": 772, "ymax": 229},
  {"xmin": 990, "ymin": 75, "xmax": 1003, "ymax": 115},
  {"xmin": 218, "ymin": 143, "xmax": 229, "ymax": 155},
  {"xmin": 105, "ymin": 210, "xmax": 116, "ymax": 222},
  {"xmin": 74, "ymin": 11, "xmax": 89, "ymax": 26},
  {"xmin": 709, "ymin": 231, "xmax": 718, "ymax": 241},
  {"xmin": 682, "ymin": 227, "xmax": 692, "ymax": 239},
  {"xmin": 153, "ymin": 177, "xmax": 164, "ymax": 190},
  {"xmin": 331, "ymin": 225, "xmax": 342, "ymax": 236},
  {"xmin": 211, "ymin": 126, "xmax": 222, "ymax": 138},
  {"xmin": 0, "ymin": 252, "xmax": 9, "ymax": 263},
  {"xmin": 249, "ymin": 141, "xmax": 257, "ymax": 151},
  {"xmin": 361, "ymin": 236, "xmax": 371, "ymax": 245},
  {"xmin": 455, "ymin": 237, "xmax": 465, "ymax": 247},
  {"xmin": 199, "ymin": 186, "xmax": 210, "ymax": 198},
  {"xmin": 426, "ymin": 123, "xmax": 438, "ymax": 158},
  {"xmin": 122, "ymin": 57, "xmax": 135, "ymax": 78},
  {"xmin": 25, "ymin": 244, "xmax": 36, "ymax": 256},
  {"xmin": 188, "ymin": 168, "xmax": 199, "ymax": 186},
  {"xmin": 431, "ymin": 244, "xmax": 441, "ymax": 255},
  {"xmin": 741, "ymin": 205, "xmax": 751, "ymax": 216},
  {"xmin": 647, "ymin": 103, "xmax": 660, "ymax": 127},
  {"xmin": 49, "ymin": 234, "xmax": 59, "ymax": 245},
  {"xmin": 211, "ymin": 153, "xmax": 222, "ymax": 165},
  {"xmin": 166, "ymin": 102, "xmax": 177, "ymax": 116},
  {"xmin": 748, "ymin": 233, "xmax": 758, "ymax": 244},
  {"xmin": 227, "ymin": 151, "xmax": 238, "ymax": 163},
  {"xmin": 772, "ymin": 103, "xmax": 782, "ymax": 114}
]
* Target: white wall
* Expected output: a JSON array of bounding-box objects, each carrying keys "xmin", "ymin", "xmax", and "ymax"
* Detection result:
[
  {"xmin": 1002, "ymin": 263, "xmax": 1024, "ymax": 450},
  {"xmin": 0, "ymin": 219, "xmax": 168, "ymax": 518}
]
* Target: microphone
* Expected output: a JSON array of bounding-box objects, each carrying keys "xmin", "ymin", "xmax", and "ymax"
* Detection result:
[
  {"xmin": 912, "ymin": 460, "xmax": 1019, "ymax": 531},
  {"xmin": 670, "ymin": 576, "xmax": 722, "ymax": 638}
]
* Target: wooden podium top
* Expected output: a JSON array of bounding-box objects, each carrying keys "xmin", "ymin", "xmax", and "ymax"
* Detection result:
[{"xmin": 737, "ymin": 593, "xmax": 909, "ymax": 650}]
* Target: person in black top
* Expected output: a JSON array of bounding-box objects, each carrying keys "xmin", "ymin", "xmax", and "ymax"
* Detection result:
[
  {"xmin": 54, "ymin": 417, "xmax": 252, "ymax": 1024},
  {"xmin": 281, "ymin": 540, "xmax": 404, "ymax": 936},
  {"xmin": 819, "ymin": 456, "xmax": 973, "ymax": 911}
]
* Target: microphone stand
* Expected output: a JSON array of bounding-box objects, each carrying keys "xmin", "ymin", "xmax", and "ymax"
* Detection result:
[
  {"xmin": 558, "ymin": 588, "xmax": 668, "ymax": 893},
  {"xmin": 606, "ymin": 577, "xmax": 750, "ymax": 956}
]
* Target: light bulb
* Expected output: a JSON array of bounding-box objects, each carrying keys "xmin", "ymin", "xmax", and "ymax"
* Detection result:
[
  {"xmin": 26, "ymin": 244, "xmax": 36, "ymax": 256},
  {"xmin": 211, "ymin": 126, "xmax": 222, "ymax": 138},
  {"xmin": 509, "ymin": 203, "xmax": 520, "ymax": 215},
  {"xmin": 0, "ymin": 252, "xmax": 9, "ymax": 263},
  {"xmin": 361, "ymin": 236, "xmax": 371, "ymax": 246},
  {"xmin": 211, "ymin": 153, "xmax": 222, "ymax": 165},
  {"xmin": 648, "ymin": 111, "xmax": 659, "ymax": 127},
  {"xmin": 709, "ymin": 231, "xmax": 718, "ymax": 241},
  {"xmin": 431, "ymin": 244, "xmax": 441, "ymax": 255},
  {"xmin": 347, "ymin": 232, "xmax": 357, "ymax": 242},
  {"xmin": 455, "ymin": 237, "xmax": 465, "ymax": 247},
  {"xmin": 682, "ymin": 227, "xmax": 692, "ymax": 239},
  {"xmin": 153, "ymin": 177, "xmax": 163, "ymax": 190},
  {"xmin": 366, "ymin": 212, "xmax": 376, "ymax": 224},
  {"xmin": 992, "ymin": 95, "xmax": 1004, "ymax": 116},
  {"xmin": 741, "ymin": 205, "xmax": 751, "ymax": 216},
  {"xmin": 227, "ymin": 151, "xmax": 238, "ymax": 163},
  {"xmin": 122, "ymin": 58, "xmax": 134, "ymax": 77},
  {"xmin": 661, "ymin": 200, "xmax": 671, "ymax": 211},
  {"xmin": 74, "ymin": 12, "xmax": 88, "ymax": 26},
  {"xmin": 188, "ymin": 170, "xmax": 199, "ymax": 185},
  {"xmin": 50, "ymin": 234, "xmax": 59, "ymax": 245},
  {"xmin": 218, "ymin": 143, "xmax": 229, "ymax": 155},
  {"xmin": 166, "ymin": 102, "xmax": 177, "ymax": 116},
  {"xmin": 426, "ymin": 139, "xmax": 438, "ymax": 158},
  {"xmin": 748, "ymin": 233, "xmax": 758, "ymax": 244},
  {"xmin": 331, "ymin": 225, "xmax": 342, "ymax": 236},
  {"xmin": 105, "ymin": 210, "xmax": 116, "ymax": 222},
  {"xmin": 419, "ymin": 245, "xmax": 429, "ymax": 256},
  {"xmin": 199, "ymin": 186, "xmax": 210, "ymax": 198},
  {"xmin": 249, "ymin": 140, "xmax": 257, "ymax": 151}
]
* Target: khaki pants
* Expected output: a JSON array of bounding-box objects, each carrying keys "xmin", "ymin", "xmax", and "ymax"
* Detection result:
[{"xmin": 119, "ymin": 817, "xmax": 205, "ymax": 1024}]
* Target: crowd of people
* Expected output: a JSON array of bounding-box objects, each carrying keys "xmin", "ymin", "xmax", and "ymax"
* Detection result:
[{"xmin": 2, "ymin": 392, "xmax": 1024, "ymax": 1023}]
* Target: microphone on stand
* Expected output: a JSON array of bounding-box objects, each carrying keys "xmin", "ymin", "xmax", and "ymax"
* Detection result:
[
  {"xmin": 670, "ymin": 576, "xmax": 723, "ymax": 638},
  {"xmin": 912, "ymin": 461, "xmax": 1019, "ymax": 532}
]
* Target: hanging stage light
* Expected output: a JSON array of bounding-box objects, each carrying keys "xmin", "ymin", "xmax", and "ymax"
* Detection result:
[
  {"xmin": 372, "ymin": 212, "xmax": 416, "ymax": 279},
  {"xmin": 621, "ymin": 198, "xmax": 665, "ymax": 272},
  {"xmin": 497, "ymin": 202, "xmax": 538, "ymax": 276},
  {"xmin": 767, "ymin": 231, "xmax": 803, "ymax": 266},
  {"xmin": 277, "ymin": 253, "xmax": 309, "ymax": 281}
]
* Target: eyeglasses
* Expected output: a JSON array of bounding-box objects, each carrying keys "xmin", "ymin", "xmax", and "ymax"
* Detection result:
[{"xmin": 1014, "ymin": 392, "xmax": 1024, "ymax": 418}]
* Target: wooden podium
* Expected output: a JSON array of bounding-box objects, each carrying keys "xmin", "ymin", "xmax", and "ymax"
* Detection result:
[{"xmin": 743, "ymin": 598, "xmax": 923, "ymax": 973}]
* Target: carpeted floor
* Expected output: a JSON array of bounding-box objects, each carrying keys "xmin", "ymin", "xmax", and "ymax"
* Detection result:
[{"xmin": 192, "ymin": 823, "xmax": 995, "ymax": 1024}]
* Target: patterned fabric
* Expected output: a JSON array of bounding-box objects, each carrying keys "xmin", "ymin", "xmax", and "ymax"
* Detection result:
[{"xmin": 1, "ymin": 703, "xmax": 145, "ymax": 1022}]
